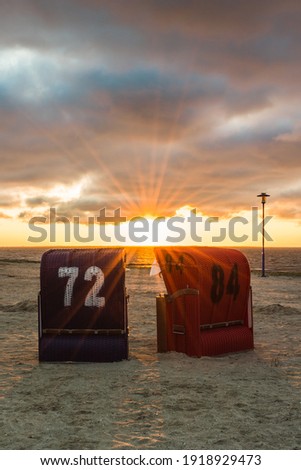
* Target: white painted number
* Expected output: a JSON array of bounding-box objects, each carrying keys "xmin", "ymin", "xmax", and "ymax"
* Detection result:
[
  {"xmin": 84, "ymin": 266, "xmax": 105, "ymax": 308},
  {"xmin": 58, "ymin": 266, "xmax": 79, "ymax": 307},
  {"xmin": 58, "ymin": 266, "xmax": 105, "ymax": 308}
]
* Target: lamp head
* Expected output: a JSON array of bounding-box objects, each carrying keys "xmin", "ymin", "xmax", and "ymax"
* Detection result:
[{"xmin": 257, "ymin": 192, "xmax": 270, "ymax": 203}]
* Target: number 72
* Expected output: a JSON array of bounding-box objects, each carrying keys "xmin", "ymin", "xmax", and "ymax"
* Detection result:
[{"xmin": 58, "ymin": 266, "xmax": 105, "ymax": 308}]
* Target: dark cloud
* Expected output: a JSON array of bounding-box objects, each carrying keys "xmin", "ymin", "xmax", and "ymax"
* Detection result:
[
  {"xmin": 0, "ymin": 192, "xmax": 20, "ymax": 208},
  {"xmin": 0, "ymin": 0, "xmax": 301, "ymax": 231},
  {"xmin": 0, "ymin": 212, "xmax": 11, "ymax": 219}
]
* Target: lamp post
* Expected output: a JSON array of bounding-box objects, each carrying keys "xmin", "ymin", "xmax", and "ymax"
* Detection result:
[{"xmin": 257, "ymin": 192, "xmax": 270, "ymax": 277}]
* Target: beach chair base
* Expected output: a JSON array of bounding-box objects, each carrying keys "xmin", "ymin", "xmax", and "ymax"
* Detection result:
[{"xmin": 39, "ymin": 333, "xmax": 128, "ymax": 362}]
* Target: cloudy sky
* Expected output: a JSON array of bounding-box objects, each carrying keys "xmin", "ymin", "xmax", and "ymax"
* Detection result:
[{"xmin": 1, "ymin": 0, "xmax": 301, "ymax": 245}]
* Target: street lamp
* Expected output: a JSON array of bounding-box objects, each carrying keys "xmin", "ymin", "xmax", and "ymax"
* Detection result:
[{"xmin": 257, "ymin": 192, "xmax": 270, "ymax": 277}]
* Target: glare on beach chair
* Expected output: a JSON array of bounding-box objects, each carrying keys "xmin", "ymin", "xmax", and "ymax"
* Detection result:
[
  {"xmin": 38, "ymin": 248, "xmax": 128, "ymax": 362},
  {"xmin": 155, "ymin": 247, "xmax": 253, "ymax": 357}
]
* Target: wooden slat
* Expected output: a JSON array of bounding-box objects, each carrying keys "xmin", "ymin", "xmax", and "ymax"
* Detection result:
[
  {"xmin": 42, "ymin": 328, "xmax": 126, "ymax": 336},
  {"xmin": 200, "ymin": 320, "xmax": 243, "ymax": 330}
]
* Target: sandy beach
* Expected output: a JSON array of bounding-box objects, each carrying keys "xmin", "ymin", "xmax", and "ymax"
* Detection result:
[{"xmin": 0, "ymin": 258, "xmax": 301, "ymax": 450}]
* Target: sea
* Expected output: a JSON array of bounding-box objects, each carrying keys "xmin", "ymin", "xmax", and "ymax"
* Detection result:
[
  {"xmin": 1, "ymin": 246, "xmax": 301, "ymax": 273},
  {"xmin": 0, "ymin": 245, "xmax": 301, "ymax": 397}
]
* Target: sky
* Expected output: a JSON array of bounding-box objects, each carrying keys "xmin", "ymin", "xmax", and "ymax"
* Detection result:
[{"xmin": 0, "ymin": 0, "xmax": 301, "ymax": 246}]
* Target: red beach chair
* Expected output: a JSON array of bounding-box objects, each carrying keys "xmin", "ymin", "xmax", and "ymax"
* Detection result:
[{"xmin": 155, "ymin": 247, "xmax": 253, "ymax": 357}]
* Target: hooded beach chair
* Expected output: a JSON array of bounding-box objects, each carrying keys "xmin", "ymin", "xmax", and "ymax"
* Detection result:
[
  {"xmin": 38, "ymin": 248, "xmax": 128, "ymax": 362},
  {"xmin": 155, "ymin": 247, "xmax": 253, "ymax": 357}
]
